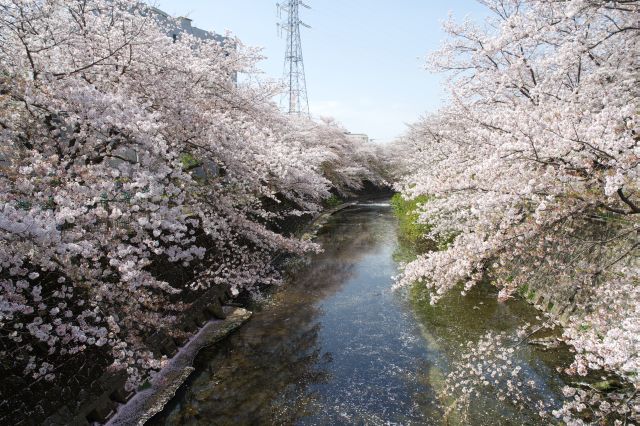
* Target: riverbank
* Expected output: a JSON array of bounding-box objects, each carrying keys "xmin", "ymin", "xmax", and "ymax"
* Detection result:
[
  {"xmin": 147, "ymin": 202, "xmax": 572, "ymax": 425},
  {"xmin": 107, "ymin": 308, "xmax": 252, "ymax": 426},
  {"xmin": 102, "ymin": 199, "xmax": 364, "ymax": 426}
]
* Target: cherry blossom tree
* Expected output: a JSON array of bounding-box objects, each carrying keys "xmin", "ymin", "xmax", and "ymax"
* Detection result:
[
  {"xmin": 393, "ymin": 0, "xmax": 639, "ymax": 423},
  {"xmin": 0, "ymin": 0, "xmax": 384, "ymax": 400},
  {"xmin": 295, "ymin": 116, "xmax": 388, "ymax": 195}
]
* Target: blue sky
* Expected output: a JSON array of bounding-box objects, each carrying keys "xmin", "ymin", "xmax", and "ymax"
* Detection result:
[{"xmin": 154, "ymin": 1, "xmax": 489, "ymax": 142}]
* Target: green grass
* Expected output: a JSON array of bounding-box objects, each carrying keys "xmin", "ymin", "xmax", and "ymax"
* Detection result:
[{"xmin": 390, "ymin": 193, "xmax": 431, "ymax": 246}]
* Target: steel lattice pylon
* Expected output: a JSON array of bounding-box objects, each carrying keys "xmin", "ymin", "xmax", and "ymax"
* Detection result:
[{"xmin": 277, "ymin": 0, "xmax": 311, "ymax": 116}]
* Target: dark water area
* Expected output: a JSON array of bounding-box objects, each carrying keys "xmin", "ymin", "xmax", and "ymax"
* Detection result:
[{"xmin": 150, "ymin": 202, "xmax": 570, "ymax": 425}]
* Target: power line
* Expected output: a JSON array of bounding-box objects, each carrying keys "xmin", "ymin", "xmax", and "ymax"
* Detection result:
[{"xmin": 277, "ymin": 1, "xmax": 311, "ymax": 117}]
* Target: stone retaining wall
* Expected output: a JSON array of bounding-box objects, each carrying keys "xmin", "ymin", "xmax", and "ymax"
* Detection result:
[
  {"xmin": 42, "ymin": 284, "xmax": 232, "ymax": 425},
  {"xmin": 522, "ymin": 288, "xmax": 579, "ymax": 326}
]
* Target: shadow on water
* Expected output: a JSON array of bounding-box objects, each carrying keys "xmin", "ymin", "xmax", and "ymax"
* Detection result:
[{"xmin": 150, "ymin": 202, "xmax": 571, "ymax": 425}]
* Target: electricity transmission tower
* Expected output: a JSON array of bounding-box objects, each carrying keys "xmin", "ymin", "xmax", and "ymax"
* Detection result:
[{"xmin": 277, "ymin": 1, "xmax": 311, "ymax": 116}]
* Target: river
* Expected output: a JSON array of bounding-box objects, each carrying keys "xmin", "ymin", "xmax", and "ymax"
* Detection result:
[{"xmin": 150, "ymin": 201, "xmax": 570, "ymax": 425}]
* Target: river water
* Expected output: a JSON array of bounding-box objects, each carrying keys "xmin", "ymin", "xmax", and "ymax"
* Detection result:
[{"xmin": 150, "ymin": 202, "xmax": 570, "ymax": 425}]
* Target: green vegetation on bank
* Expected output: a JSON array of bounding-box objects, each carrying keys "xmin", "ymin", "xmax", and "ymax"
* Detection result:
[
  {"xmin": 390, "ymin": 193, "xmax": 432, "ymax": 248},
  {"xmin": 391, "ymin": 193, "xmax": 459, "ymax": 252},
  {"xmin": 324, "ymin": 194, "xmax": 344, "ymax": 208}
]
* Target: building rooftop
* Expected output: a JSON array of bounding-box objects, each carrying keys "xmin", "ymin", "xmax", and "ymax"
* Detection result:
[{"xmin": 150, "ymin": 7, "xmax": 226, "ymax": 44}]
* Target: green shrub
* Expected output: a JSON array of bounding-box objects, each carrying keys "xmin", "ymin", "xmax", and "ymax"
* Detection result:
[
  {"xmin": 325, "ymin": 194, "xmax": 343, "ymax": 208},
  {"xmin": 180, "ymin": 153, "xmax": 200, "ymax": 170}
]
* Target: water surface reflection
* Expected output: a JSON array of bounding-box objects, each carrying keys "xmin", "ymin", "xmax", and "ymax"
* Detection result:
[{"xmin": 151, "ymin": 203, "xmax": 568, "ymax": 425}]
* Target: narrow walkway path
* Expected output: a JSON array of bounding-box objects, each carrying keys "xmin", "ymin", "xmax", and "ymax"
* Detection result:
[{"xmin": 150, "ymin": 202, "xmax": 568, "ymax": 425}]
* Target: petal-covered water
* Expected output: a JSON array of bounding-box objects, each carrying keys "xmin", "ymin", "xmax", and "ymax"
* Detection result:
[{"xmin": 150, "ymin": 202, "xmax": 569, "ymax": 425}]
